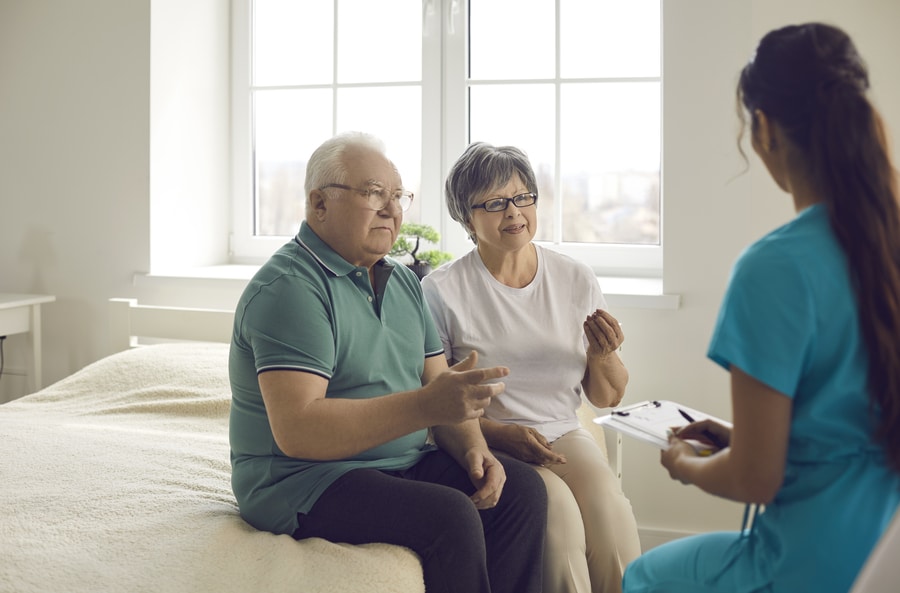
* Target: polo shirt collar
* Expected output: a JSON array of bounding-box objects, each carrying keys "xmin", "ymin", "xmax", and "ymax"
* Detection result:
[{"xmin": 294, "ymin": 221, "xmax": 393, "ymax": 277}]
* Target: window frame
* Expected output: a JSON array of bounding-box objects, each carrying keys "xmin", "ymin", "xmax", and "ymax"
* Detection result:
[{"xmin": 230, "ymin": 0, "xmax": 662, "ymax": 277}]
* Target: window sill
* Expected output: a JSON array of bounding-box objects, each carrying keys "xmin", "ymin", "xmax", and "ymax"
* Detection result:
[
  {"xmin": 598, "ymin": 276, "xmax": 681, "ymax": 310},
  {"xmin": 138, "ymin": 267, "xmax": 681, "ymax": 310}
]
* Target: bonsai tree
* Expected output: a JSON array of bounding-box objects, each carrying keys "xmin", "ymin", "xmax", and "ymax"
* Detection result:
[{"xmin": 390, "ymin": 223, "xmax": 453, "ymax": 278}]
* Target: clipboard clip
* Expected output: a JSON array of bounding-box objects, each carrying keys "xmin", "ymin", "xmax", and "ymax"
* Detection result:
[{"xmin": 612, "ymin": 400, "xmax": 661, "ymax": 417}]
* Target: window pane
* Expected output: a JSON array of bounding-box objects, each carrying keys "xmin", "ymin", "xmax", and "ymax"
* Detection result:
[
  {"xmin": 468, "ymin": 84, "xmax": 555, "ymax": 241},
  {"xmin": 254, "ymin": 89, "xmax": 333, "ymax": 236},
  {"xmin": 337, "ymin": 86, "xmax": 423, "ymax": 221},
  {"xmin": 560, "ymin": 0, "xmax": 660, "ymax": 78},
  {"xmin": 253, "ymin": 0, "xmax": 334, "ymax": 86},
  {"xmin": 560, "ymin": 82, "xmax": 660, "ymax": 244},
  {"xmin": 469, "ymin": 0, "xmax": 555, "ymax": 80},
  {"xmin": 337, "ymin": 0, "xmax": 422, "ymax": 83}
]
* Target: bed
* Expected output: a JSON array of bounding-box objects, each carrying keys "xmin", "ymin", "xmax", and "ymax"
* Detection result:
[
  {"xmin": 0, "ymin": 297, "xmax": 620, "ymax": 593},
  {"xmin": 0, "ymin": 298, "xmax": 424, "ymax": 593}
]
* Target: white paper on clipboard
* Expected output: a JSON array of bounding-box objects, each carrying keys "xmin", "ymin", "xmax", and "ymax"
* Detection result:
[{"xmin": 593, "ymin": 399, "xmax": 732, "ymax": 452}]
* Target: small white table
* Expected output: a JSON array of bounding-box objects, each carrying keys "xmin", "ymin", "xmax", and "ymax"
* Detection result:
[{"xmin": 0, "ymin": 293, "xmax": 55, "ymax": 392}]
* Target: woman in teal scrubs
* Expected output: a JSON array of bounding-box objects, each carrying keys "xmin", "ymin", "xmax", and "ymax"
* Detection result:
[{"xmin": 623, "ymin": 23, "xmax": 900, "ymax": 593}]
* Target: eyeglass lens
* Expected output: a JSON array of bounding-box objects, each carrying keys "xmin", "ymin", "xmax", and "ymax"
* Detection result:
[
  {"xmin": 367, "ymin": 185, "xmax": 413, "ymax": 212},
  {"xmin": 481, "ymin": 193, "xmax": 537, "ymax": 212}
]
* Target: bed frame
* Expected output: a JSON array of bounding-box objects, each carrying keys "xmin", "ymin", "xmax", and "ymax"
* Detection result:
[
  {"xmin": 108, "ymin": 298, "xmax": 234, "ymax": 352},
  {"xmin": 106, "ymin": 297, "xmax": 622, "ymax": 482}
]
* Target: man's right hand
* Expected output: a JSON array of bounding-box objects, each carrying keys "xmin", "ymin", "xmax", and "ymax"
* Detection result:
[{"xmin": 419, "ymin": 351, "xmax": 508, "ymax": 425}]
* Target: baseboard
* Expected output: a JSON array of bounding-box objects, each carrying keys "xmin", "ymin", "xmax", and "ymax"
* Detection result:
[{"xmin": 638, "ymin": 527, "xmax": 694, "ymax": 552}]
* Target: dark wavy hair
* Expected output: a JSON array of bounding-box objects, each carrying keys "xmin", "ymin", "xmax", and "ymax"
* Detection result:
[{"xmin": 737, "ymin": 23, "xmax": 900, "ymax": 474}]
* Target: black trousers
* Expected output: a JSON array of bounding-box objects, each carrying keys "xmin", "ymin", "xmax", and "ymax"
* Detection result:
[{"xmin": 292, "ymin": 449, "xmax": 547, "ymax": 593}]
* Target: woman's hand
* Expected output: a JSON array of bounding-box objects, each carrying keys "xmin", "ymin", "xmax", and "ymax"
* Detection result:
[
  {"xmin": 675, "ymin": 419, "xmax": 732, "ymax": 450},
  {"xmin": 661, "ymin": 433, "xmax": 702, "ymax": 484},
  {"xmin": 487, "ymin": 423, "xmax": 566, "ymax": 466},
  {"xmin": 662, "ymin": 420, "xmax": 732, "ymax": 484},
  {"xmin": 581, "ymin": 309, "xmax": 628, "ymax": 408},
  {"xmin": 584, "ymin": 309, "xmax": 624, "ymax": 359}
]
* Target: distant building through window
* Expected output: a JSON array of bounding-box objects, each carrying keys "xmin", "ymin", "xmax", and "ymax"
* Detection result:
[{"xmin": 232, "ymin": 0, "xmax": 661, "ymax": 274}]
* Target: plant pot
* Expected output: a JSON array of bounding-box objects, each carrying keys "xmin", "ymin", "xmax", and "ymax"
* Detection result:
[{"xmin": 407, "ymin": 262, "xmax": 433, "ymax": 280}]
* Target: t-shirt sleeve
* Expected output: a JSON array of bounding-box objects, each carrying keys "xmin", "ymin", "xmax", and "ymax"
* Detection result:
[
  {"xmin": 239, "ymin": 275, "xmax": 336, "ymax": 379},
  {"xmin": 591, "ymin": 273, "xmax": 609, "ymax": 312},
  {"xmin": 707, "ymin": 241, "xmax": 816, "ymax": 397},
  {"xmin": 420, "ymin": 275, "xmax": 452, "ymax": 359}
]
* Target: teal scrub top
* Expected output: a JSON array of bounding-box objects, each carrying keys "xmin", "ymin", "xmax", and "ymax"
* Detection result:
[
  {"xmin": 229, "ymin": 221, "xmax": 444, "ymax": 536},
  {"xmin": 707, "ymin": 203, "xmax": 900, "ymax": 592}
]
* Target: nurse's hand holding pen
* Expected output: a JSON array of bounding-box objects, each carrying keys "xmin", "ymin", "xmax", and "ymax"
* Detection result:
[{"xmin": 661, "ymin": 418, "xmax": 732, "ymax": 484}]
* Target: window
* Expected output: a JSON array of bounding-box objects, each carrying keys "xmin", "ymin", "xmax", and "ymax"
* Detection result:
[{"xmin": 231, "ymin": 0, "xmax": 661, "ymax": 276}]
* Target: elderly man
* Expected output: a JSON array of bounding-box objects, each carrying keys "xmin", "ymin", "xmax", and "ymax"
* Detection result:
[{"xmin": 229, "ymin": 131, "xmax": 547, "ymax": 593}]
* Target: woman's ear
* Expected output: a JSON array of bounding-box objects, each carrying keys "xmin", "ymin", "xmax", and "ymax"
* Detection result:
[
  {"xmin": 753, "ymin": 109, "xmax": 777, "ymax": 153},
  {"xmin": 464, "ymin": 219, "xmax": 477, "ymax": 243}
]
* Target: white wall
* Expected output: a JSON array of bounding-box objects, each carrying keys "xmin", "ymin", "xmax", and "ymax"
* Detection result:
[
  {"xmin": 1, "ymin": 0, "xmax": 898, "ymax": 541},
  {"xmin": 0, "ymin": 0, "xmax": 151, "ymax": 392}
]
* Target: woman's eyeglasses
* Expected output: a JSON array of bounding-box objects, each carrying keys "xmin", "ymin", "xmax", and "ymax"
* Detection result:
[{"xmin": 471, "ymin": 193, "xmax": 538, "ymax": 213}]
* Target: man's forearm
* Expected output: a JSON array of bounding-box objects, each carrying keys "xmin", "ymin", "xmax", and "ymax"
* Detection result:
[{"xmin": 432, "ymin": 418, "xmax": 488, "ymax": 461}]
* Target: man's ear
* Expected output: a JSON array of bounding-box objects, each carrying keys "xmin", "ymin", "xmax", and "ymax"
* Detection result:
[{"xmin": 309, "ymin": 189, "xmax": 328, "ymax": 222}]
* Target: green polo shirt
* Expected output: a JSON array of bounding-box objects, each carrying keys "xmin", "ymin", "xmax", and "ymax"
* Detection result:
[{"xmin": 229, "ymin": 221, "xmax": 444, "ymax": 535}]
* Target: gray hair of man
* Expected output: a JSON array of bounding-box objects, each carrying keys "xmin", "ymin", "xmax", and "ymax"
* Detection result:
[
  {"xmin": 303, "ymin": 131, "xmax": 391, "ymax": 213},
  {"xmin": 445, "ymin": 141, "xmax": 539, "ymax": 244}
]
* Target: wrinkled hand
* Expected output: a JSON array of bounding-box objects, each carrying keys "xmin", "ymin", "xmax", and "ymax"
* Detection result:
[
  {"xmin": 493, "ymin": 424, "xmax": 566, "ymax": 466},
  {"xmin": 420, "ymin": 351, "xmax": 508, "ymax": 426},
  {"xmin": 465, "ymin": 448, "xmax": 507, "ymax": 509},
  {"xmin": 584, "ymin": 309, "xmax": 624, "ymax": 359}
]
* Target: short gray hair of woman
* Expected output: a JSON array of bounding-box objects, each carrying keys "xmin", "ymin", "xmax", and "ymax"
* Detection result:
[
  {"xmin": 304, "ymin": 131, "xmax": 391, "ymax": 210},
  {"xmin": 445, "ymin": 141, "xmax": 539, "ymax": 244}
]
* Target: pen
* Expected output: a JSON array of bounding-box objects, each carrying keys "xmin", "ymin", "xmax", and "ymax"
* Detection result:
[
  {"xmin": 676, "ymin": 407, "xmax": 727, "ymax": 450},
  {"xmin": 678, "ymin": 408, "xmax": 696, "ymax": 423}
]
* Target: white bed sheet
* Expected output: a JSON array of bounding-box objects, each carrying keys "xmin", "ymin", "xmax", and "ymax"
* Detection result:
[{"xmin": 0, "ymin": 343, "xmax": 423, "ymax": 593}]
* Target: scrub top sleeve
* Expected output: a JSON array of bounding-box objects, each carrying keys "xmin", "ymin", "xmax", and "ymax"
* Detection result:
[{"xmin": 707, "ymin": 243, "xmax": 816, "ymax": 397}]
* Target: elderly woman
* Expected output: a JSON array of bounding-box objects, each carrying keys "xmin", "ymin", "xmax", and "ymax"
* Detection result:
[{"xmin": 421, "ymin": 141, "xmax": 641, "ymax": 593}]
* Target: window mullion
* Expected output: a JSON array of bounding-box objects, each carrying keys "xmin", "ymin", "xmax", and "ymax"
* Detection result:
[
  {"xmin": 440, "ymin": 0, "xmax": 472, "ymax": 257},
  {"xmin": 553, "ymin": 0, "xmax": 562, "ymax": 244},
  {"xmin": 420, "ymin": 0, "xmax": 443, "ymax": 233}
]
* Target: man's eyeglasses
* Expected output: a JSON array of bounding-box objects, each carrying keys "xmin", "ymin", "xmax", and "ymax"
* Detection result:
[
  {"xmin": 319, "ymin": 183, "xmax": 414, "ymax": 212},
  {"xmin": 471, "ymin": 192, "xmax": 538, "ymax": 213}
]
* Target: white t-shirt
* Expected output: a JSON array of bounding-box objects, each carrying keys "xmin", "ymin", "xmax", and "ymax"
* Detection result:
[{"xmin": 421, "ymin": 245, "xmax": 608, "ymax": 441}]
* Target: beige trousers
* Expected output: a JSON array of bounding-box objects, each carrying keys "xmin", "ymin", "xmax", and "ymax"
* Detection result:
[{"xmin": 533, "ymin": 428, "xmax": 642, "ymax": 593}]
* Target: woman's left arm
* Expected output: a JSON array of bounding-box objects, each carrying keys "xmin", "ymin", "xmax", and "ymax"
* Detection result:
[
  {"xmin": 662, "ymin": 365, "xmax": 792, "ymax": 504},
  {"xmin": 582, "ymin": 309, "xmax": 629, "ymax": 408}
]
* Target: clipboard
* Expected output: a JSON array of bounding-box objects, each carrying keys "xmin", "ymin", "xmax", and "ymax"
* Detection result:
[{"xmin": 593, "ymin": 399, "xmax": 732, "ymax": 453}]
